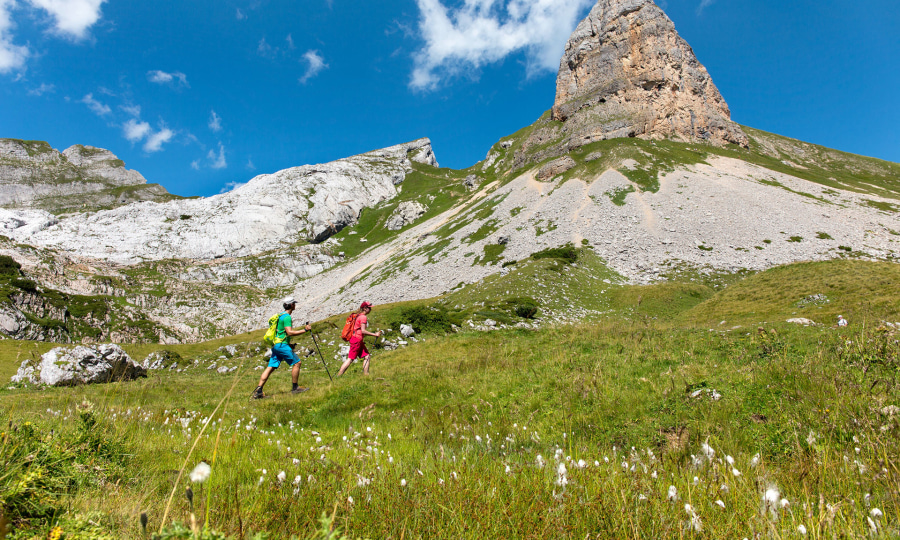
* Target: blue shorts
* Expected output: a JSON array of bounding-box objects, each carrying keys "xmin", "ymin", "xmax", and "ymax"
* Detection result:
[{"xmin": 268, "ymin": 342, "xmax": 301, "ymax": 369}]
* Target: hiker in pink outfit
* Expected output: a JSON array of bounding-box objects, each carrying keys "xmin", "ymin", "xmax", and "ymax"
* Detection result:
[{"xmin": 336, "ymin": 301, "xmax": 382, "ymax": 377}]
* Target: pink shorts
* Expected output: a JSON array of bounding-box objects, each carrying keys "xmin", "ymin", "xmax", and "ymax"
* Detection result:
[{"xmin": 348, "ymin": 337, "xmax": 369, "ymax": 360}]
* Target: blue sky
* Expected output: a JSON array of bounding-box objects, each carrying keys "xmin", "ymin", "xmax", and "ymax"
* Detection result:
[{"xmin": 0, "ymin": 0, "xmax": 897, "ymax": 197}]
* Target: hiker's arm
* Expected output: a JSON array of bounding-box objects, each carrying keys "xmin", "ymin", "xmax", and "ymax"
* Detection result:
[
  {"xmin": 359, "ymin": 321, "xmax": 382, "ymax": 338},
  {"xmin": 285, "ymin": 324, "xmax": 313, "ymax": 336}
]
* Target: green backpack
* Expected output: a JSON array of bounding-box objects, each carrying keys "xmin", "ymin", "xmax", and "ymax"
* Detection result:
[{"xmin": 263, "ymin": 312, "xmax": 285, "ymax": 347}]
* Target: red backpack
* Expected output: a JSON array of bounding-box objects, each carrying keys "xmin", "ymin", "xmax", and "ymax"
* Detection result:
[{"xmin": 340, "ymin": 312, "xmax": 359, "ymax": 342}]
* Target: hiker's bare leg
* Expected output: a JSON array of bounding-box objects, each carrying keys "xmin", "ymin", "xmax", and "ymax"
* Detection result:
[
  {"xmin": 362, "ymin": 355, "xmax": 371, "ymax": 375},
  {"xmin": 257, "ymin": 366, "xmax": 276, "ymax": 388},
  {"xmin": 291, "ymin": 362, "xmax": 301, "ymax": 385},
  {"xmin": 336, "ymin": 358, "xmax": 352, "ymax": 377}
]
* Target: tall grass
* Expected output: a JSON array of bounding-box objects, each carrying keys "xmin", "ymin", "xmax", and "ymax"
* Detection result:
[{"xmin": 1, "ymin": 316, "xmax": 898, "ymax": 538}]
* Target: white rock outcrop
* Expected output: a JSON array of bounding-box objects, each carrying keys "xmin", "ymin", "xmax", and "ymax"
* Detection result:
[
  {"xmin": 12, "ymin": 344, "xmax": 146, "ymax": 386},
  {"xmin": 14, "ymin": 139, "xmax": 437, "ymax": 264},
  {"xmin": 387, "ymin": 202, "xmax": 428, "ymax": 231}
]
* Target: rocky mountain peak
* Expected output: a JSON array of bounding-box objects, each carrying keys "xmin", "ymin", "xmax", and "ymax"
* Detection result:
[
  {"xmin": 0, "ymin": 138, "xmax": 169, "ymax": 214},
  {"xmin": 551, "ymin": 0, "xmax": 747, "ymax": 147}
]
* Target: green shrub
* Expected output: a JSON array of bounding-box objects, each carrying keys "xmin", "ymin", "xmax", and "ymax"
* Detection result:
[
  {"xmin": 506, "ymin": 297, "xmax": 539, "ymax": 319},
  {"xmin": 10, "ymin": 278, "xmax": 37, "ymax": 292},
  {"xmin": 530, "ymin": 244, "xmax": 577, "ymax": 264},
  {"xmin": 388, "ymin": 305, "xmax": 454, "ymax": 334},
  {"xmin": 0, "ymin": 254, "xmax": 21, "ymax": 276}
]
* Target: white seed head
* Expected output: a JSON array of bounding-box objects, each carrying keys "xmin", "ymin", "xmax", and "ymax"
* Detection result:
[
  {"xmin": 797, "ymin": 524, "xmax": 807, "ymax": 535},
  {"xmin": 715, "ymin": 500, "xmax": 725, "ymax": 509},
  {"xmin": 749, "ymin": 453, "xmax": 760, "ymax": 468},
  {"xmin": 189, "ymin": 462, "xmax": 211, "ymax": 483},
  {"xmin": 870, "ymin": 508, "xmax": 883, "ymax": 518},
  {"xmin": 667, "ymin": 485, "xmax": 678, "ymax": 501}
]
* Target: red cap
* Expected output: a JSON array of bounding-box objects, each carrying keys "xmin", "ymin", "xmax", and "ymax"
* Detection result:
[{"xmin": 360, "ymin": 301, "xmax": 372, "ymax": 310}]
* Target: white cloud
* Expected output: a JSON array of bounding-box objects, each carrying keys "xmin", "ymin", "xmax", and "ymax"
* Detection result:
[
  {"xmin": 246, "ymin": 157, "xmax": 255, "ymax": 171},
  {"xmin": 410, "ymin": 0, "xmax": 594, "ymax": 90},
  {"xmin": 191, "ymin": 159, "xmax": 201, "ymax": 170},
  {"xmin": 25, "ymin": 0, "xmax": 106, "ymax": 39},
  {"xmin": 235, "ymin": 7, "xmax": 245, "ymax": 20},
  {"xmin": 0, "ymin": 0, "xmax": 29, "ymax": 73},
  {"xmin": 285, "ymin": 33, "xmax": 295, "ymax": 50},
  {"xmin": 120, "ymin": 103, "xmax": 141, "ymax": 117},
  {"xmin": 219, "ymin": 180, "xmax": 246, "ymax": 193},
  {"xmin": 208, "ymin": 110, "xmax": 222, "ymax": 132},
  {"xmin": 299, "ymin": 49, "xmax": 327, "ymax": 84},
  {"xmin": 122, "ymin": 118, "xmax": 151, "ymax": 142},
  {"xmin": 696, "ymin": 0, "xmax": 715, "ymax": 14},
  {"xmin": 28, "ymin": 82, "xmax": 55, "ymax": 95},
  {"xmin": 143, "ymin": 127, "xmax": 174, "ymax": 153},
  {"xmin": 81, "ymin": 92, "xmax": 110, "ymax": 115},
  {"xmin": 257, "ymin": 37, "xmax": 273, "ymax": 57},
  {"xmin": 208, "ymin": 142, "xmax": 226, "ymax": 169},
  {"xmin": 147, "ymin": 69, "xmax": 189, "ymax": 88}
]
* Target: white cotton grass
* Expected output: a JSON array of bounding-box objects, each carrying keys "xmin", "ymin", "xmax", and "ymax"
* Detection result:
[
  {"xmin": 684, "ymin": 504, "xmax": 702, "ymax": 532},
  {"xmin": 667, "ymin": 485, "xmax": 678, "ymax": 501},
  {"xmin": 797, "ymin": 524, "xmax": 807, "ymax": 535},
  {"xmin": 749, "ymin": 453, "xmax": 760, "ymax": 468},
  {"xmin": 870, "ymin": 508, "xmax": 883, "ymax": 518},
  {"xmin": 189, "ymin": 461, "xmax": 211, "ymax": 483},
  {"xmin": 555, "ymin": 463, "xmax": 568, "ymax": 487},
  {"xmin": 701, "ymin": 440, "xmax": 715, "ymax": 460},
  {"xmin": 715, "ymin": 500, "xmax": 725, "ymax": 509}
]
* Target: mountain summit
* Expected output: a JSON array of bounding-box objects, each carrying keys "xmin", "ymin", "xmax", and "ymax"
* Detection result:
[{"xmin": 551, "ymin": 0, "xmax": 747, "ymax": 148}]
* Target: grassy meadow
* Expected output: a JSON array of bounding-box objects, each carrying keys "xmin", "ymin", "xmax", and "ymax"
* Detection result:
[{"xmin": 1, "ymin": 260, "xmax": 899, "ymax": 539}]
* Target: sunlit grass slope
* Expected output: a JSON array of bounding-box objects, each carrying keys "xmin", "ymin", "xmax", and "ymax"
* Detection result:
[{"xmin": 1, "ymin": 260, "xmax": 898, "ymax": 538}]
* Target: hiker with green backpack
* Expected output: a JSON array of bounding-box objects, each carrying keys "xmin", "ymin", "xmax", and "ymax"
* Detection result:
[{"xmin": 251, "ymin": 296, "xmax": 312, "ymax": 399}]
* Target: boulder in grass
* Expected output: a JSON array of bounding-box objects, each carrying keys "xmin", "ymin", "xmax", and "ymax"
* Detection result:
[
  {"xmin": 12, "ymin": 344, "xmax": 146, "ymax": 386},
  {"xmin": 786, "ymin": 318, "xmax": 817, "ymax": 326},
  {"xmin": 143, "ymin": 349, "xmax": 181, "ymax": 370}
]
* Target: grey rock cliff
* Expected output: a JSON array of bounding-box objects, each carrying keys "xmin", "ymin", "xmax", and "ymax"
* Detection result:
[
  {"xmin": 551, "ymin": 0, "xmax": 747, "ymax": 147},
  {"xmin": 0, "ymin": 139, "xmax": 174, "ymax": 214}
]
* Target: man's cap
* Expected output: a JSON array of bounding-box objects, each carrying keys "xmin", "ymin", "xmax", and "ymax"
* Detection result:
[
  {"xmin": 360, "ymin": 301, "xmax": 372, "ymax": 310},
  {"xmin": 838, "ymin": 314, "xmax": 844, "ymax": 318},
  {"xmin": 283, "ymin": 296, "xmax": 297, "ymax": 305}
]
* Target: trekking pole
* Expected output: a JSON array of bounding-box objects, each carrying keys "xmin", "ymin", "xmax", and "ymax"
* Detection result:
[{"xmin": 310, "ymin": 331, "xmax": 333, "ymax": 382}]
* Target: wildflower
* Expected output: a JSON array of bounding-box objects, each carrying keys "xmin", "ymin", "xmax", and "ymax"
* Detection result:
[
  {"xmin": 693, "ymin": 476, "xmax": 699, "ymax": 486},
  {"xmin": 780, "ymin": 498, "xmax": 789, "ymax": 509},
  {"xmin": 257, "ymin": 476, "xmax": 265, "ymax": 486},
  {"xmin": 867, "ymin": 517, "xmax": 877, "ymax": 532},
  {"xmin": 366, "ymin": 426, "xmax": 372, "ymax": 432},
  {"xmin": 638, "ymin": 494, "xmax": 648, "ymax": 501},
  {"xmin": 189, "ymin": 462, "xmax": 211, "ymax": 483},
  {"xmin": 701, "ymin": 440, "xmax": 715, "ymax": 460},
  {"xmin": 715, "ymin": 500, "xmax": 725, "ymax": 509},
  {"xmin": 603, "ymin": 456, "xmax": 609, "ymax": 463},
  {"xmin": 347, "ymin": 496, "xmax": 354, "ymax": 504},
  {"xmin": 797, "ymin": 524, "xmax": 807, "ymax": 535},
  {"xmin": 720, "ymin": 484, "xmax": 729, "ymax": 493},
  {"xmin": 685, "ymin": 504, "xmax": 702, "ymax": 532},
  {"xmin": 725, "ymin": 455, "xmax": 735, "ymax": 465},
  {"xmin": 293, "ymin": 475, "xmax": 301, "ymax": 486},
  {"xmin": 594, "ymin": 461, "xmax": 600, "ymax": 467},
  {"xmin": 438, "ymin": 478, "xmax": 444, "ymax": 485},
  {"xmin": 555, "ymin": 463, "xmax": 568, "ymax": 487},
  {"xmin": 475, "ymin": 435, "xmax": 482, "ymax": 442},
  {"xmin": 871, "ymin": 508, "xmax": 883, "ymax": 518},
  {"xmin": 388, "ymin": 456, "xmax": 394, "ymax": 464},
  {"xmin": 400, "ymin": 479, "xmax": 407, "ymax": 487},
  {"xmin": 732, "ymin": 468, "xmax": 742, "ymax": 477},
  {"xmin": 292, "ymin": 458, "xmax": 300, "ymax": 465},
  {"xmin": 315, "ymin": 436, "xmax": 322, "ymax": 443},
  {"xmin": 651, "ymin": 470, "xmax": 658, "ymax": 479},
  {"xmin": 667, "ymin": 485, "xmax": 678, "ymax": 501},
  {"xmin": 749, "ymin": 453, "xmax": 760, "ymax": 468},
  {"xmin": 576, "ymin": 459, "xmax": 586, "ymax": 469},
  {"xmin": 536, "ymin": 455, "xmax": 545, "ymax": 468},
  {"xmin": 763, "ymin": 486, "xmax": 780, "ymax": 518},
  {"xmin": 505, "ymin": 464, "xmax": 512, "ymax": 474}
]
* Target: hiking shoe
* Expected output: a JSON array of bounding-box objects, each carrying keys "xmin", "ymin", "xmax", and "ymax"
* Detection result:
[
  {"xmin": 250, "ymin": 388, "xmax": 265, "ymax": 400},
  {"xmin": 291, "ymin": 386, "xmax": 310, "ymax": 394}
]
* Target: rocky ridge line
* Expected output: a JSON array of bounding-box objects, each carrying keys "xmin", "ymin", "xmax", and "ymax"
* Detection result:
[{"xmin": 0, "ymin": 139, "xmax": 173, "ymax": 214}]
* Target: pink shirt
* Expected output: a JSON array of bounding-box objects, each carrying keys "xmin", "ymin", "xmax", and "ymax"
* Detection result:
[{"xmin": 352, "ymin": 314, "xmax": 368, "ymax": 340}]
